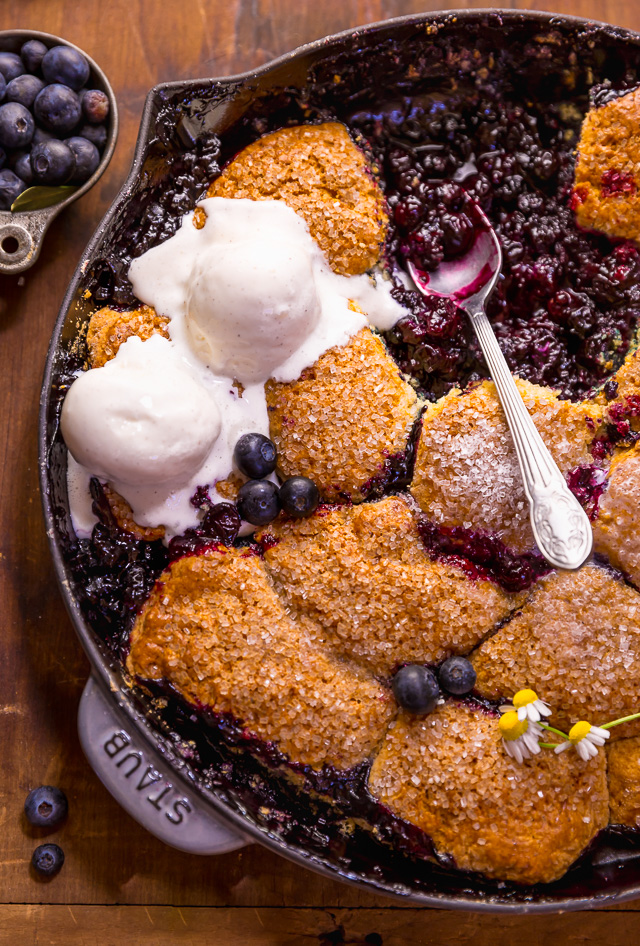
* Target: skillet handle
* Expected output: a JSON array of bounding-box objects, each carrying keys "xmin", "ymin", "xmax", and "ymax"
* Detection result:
[{"xmin": 78, "ymin": 675, "xmax": 248, "ymax": 854}]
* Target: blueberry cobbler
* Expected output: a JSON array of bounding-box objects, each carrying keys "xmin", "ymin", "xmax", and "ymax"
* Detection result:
[{"xmin": 56, "ymin": 22, "xmax": 640, "ymax": 888}]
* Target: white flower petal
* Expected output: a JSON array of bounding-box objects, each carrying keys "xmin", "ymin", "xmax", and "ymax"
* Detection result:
[
  {"xmin": 590, "ymin": 726, "xmax": 610, "ymax": 740},
  {"xmin": 517, "ymin": 706, "xmax": 527, "ymax": 721},
  {"xmin": 499, "ymin": 705, "xmax": 515, "ymax": 714},
  {"xmin": 536, "ymin": 701, "xmax": 552, "ymax": 717},
  {"xmin": 555, "ymin": 741, "xmax": 571, "ymax": 754}
]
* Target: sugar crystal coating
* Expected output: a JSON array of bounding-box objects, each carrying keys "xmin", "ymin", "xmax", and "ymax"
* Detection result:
[
  {"xmin": 411, "ymin": 379, "xmax": 604, "ymax": 551},
  {"xmin": 260, "ymin": 496, "xmax": 518, "ymax": 676},
  {"xmin": 593, "ymin": 446, "xmax": 640, "ymax": 587},
  {"xmin": 368, "ymin": 701, "xmax": 608, "ymax": 884},
  {"xmin": 206, "ymin": 122, "xmax": 388, "ymax": 276},
  {"xmin": 86, "ymin": 305, "xmax": 169, "ymax": 368},
  {"xmin": 574, "ymin": 89, "xmax": 640, "ymax": 240},
  {"xmin": 472, "ymin": 563, "xmax": 640, "ymax": 739},
  {"xmin": 127, "ymin": 547, "xmax": 394, "ymax": 770},
  {"xmin": 608, "ymin": 736, "xmax": 640, "ymax": 826}
]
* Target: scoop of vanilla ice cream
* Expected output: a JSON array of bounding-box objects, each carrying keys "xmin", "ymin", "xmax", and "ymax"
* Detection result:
[
  {"xmin": 185, "ymin": 235, "xmax": 322, "ymax": 384},
  {"xmin": 60, "ymin": 334, "xmax": 221, "ymax": 488}
]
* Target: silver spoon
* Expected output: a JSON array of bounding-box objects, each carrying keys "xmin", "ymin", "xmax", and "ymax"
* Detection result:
[{"xmin": 407, "ymin": 200, "xmax": 592, "ymax": 571}]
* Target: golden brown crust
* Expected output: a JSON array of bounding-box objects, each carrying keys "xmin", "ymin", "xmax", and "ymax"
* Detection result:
[
  {"xmin": 608, "ymin": 736, "xmax": 640, "ymax": 826},
  {"xmin": 206, "ymin": 122, "xmax": 388, "ymax": 276},
  {"xmin": 472, "ymin": 563, "xmax": 640, "ymax": 739},
  {"xmin": 259, "ymin": 496, "xmax": 518, "ymax": 676},
  {"xmin": 86, "ymin": 305, "xmax": 169, "ymax": 369},
  {"xmin": 127, "ymin": 547, "xmax": 394, "ymax": 771},
  {"xmin": 266, "ymin": 328, "xmax": 419, "ymax": 503},
  {"xmin": 410, "ymin": 379, "xmax": 604, "ymax": 552},
  {"xmin": 593, "ymin": 445, "xmax": 640, "ymax": 588},
  {"xmin": 102, "ymin": 484, "xmax": 165, "ymax": 541},
  {"xmin": 574, "ymin": 88, "xmax": 640, "ymax": 240},
  {"xmin": 368, "ymin": 702, "xmax": 609, "ymax": 884}
]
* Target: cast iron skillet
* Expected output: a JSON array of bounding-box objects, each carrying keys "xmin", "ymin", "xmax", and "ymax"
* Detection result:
[{"xmin": 39, "ymin": 9, "xmax": 640, "ymax": 912}]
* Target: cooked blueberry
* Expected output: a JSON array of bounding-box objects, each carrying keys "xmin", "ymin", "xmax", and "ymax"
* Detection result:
[
  {"xmin": 30, "ymin": 140, "xmax": 75, "ymax": 185},
  {"xmin": 233, "ymin": 432, "xmax": 277, "ymax": 479},
  {"xmin": 41, "ymin": 45, "xmax": 89, "ymax": 91},
  {"xmin": 24, "ymin": 785, "xmax": 68, "ymax": 828},
  {"xmin": 0, "ymin": 169, "xmax": 26, "ymax": 210},
  {"xmin": 438, "ymin": 656, "xmax": 477, "ymax": 696},
  {"xmin": 12, "ymin": 151, "xmax": 32, "ymax": 185},
  {"xmin": 0, "ymin": 72, "xmax": 5, "ymax": 104},
  {"xmin": 0, "ymin": 147, "xmax": 5, "ymax": 170},
  {"xmin": 32, "ymin": 843, "xmax": 65, "ymax": 877},
  {"xmin": 34, "ymin": 84, "xmax": 81, "ymax": 134},
  {"xmin": 65, "ymin": 135, "xmax": 99, "ymax": 183},
  {"xmin": 0, "ymin": 52, "xmax": 25, "ymax": 82},
  {"xmin": 77, "ymin": 122, "xmax": 107, "ymax": 150},
  {"xmin": 6, "ymin": 74, "xmax": 44, "ymax": 108},
  {"xmin": 0, "ymin": 102, "xmax": 34, "ymax": 149},
  {"xmin": 81, "ymin": 89, "xmax": 109, "ymax": 124},
  {"xmin": 392, "ymin": 664, "xmax": 440, "ymax": 714},
  {"xmin": 236, "ymin": 479, "xmax": 280, "ymax": 525},
  {"xmin": 21, "ymin": 39, "xmax": 48, "ymax": 74},
  {"xmin": 279, "ymin": 476, "xmax": 319, "ymax": 518}
]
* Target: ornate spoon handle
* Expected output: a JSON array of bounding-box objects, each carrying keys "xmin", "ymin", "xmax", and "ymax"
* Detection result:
[{"xmin": 466, "ymin": 300, "xmax": 593, "ymax": 570}]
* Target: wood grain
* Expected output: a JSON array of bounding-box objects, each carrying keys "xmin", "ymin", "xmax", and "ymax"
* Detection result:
[{"xmin": 1, "ymin": 0, "xmax": 640, "ymax": 941}]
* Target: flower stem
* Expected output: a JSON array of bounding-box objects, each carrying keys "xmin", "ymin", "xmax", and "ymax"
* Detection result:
[
  {"xmin": 539, "ymin": 722, "xmax": 570, "ymax": 740},
  {"xmin": 601, "ymin": 712, "xmax": 640, "ymax": 731},
  {"xmin": 539, "ymin": 742, "xmax": 558, "ymax": 749}
]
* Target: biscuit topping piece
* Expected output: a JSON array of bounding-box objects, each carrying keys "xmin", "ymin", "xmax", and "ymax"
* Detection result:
[
  {"xmin": 368, "ymin": 702, "xmax": 608, "ymax": 884},
  {"xmin": 207, "ymin": 122, "xmax": 388, "ymax": 276},
  {"xmin": 593, "ymin": 445, "xmax": 640, "ymax": 587},
  {"xmin": 410, "ymin": 379, "xmax": 603, "ymax": 551},
  {"xmin": 260, "ymin": 496, "xmax": 518, "ymax": 676},
  {"xmin": 472, "ymin": 563, "xmax": 640, "ymax": 739},
  {"xmin": 127, "ymin": 547, "xmax": 394, "ymax": 771},
  {"xmin": 573, "ymin": 88, "xmax": 640, "ymax": 240}
]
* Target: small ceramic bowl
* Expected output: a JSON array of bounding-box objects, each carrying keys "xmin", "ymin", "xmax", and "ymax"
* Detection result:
[{"xmin": 0, "ymin": 29, "xmax": 118, "ymax": 275}]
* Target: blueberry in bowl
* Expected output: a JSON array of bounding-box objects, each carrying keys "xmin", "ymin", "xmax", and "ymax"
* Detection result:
[{"xmin": 0, "ymin": 30, "xmax": 118, "ymax": 275}]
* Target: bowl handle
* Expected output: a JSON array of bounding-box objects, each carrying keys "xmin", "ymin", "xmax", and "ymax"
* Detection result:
[
  {"xmin": 78, "ymin": 675, "xmax": 248, "ymax": 854},
  {"xmin": 0, "ymin": 207, "xmax": 59, "ymax": 275}
]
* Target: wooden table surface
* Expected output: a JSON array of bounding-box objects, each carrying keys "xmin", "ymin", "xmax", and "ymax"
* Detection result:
[{"xmin": 2, "ymin": 0, "xmax": 640, "ymax": 942}]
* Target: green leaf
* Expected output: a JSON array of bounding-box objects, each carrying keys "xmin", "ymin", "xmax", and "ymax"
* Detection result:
[{"xmin": 11, "ymin": 185, "xmax": 79, "ymax": 213}]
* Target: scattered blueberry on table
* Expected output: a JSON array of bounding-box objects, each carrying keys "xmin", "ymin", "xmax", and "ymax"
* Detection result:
[
  {"xmin": 0, "ymin": 40, "xmax": 110, "ymax": 210},
  {"xmin": 24, "ymin": 785, "xmax": 68, "ymax": 828},
  {"xmin": 438, "ymin": 656, "xmax": 477, "ymax": 696},
  {"xmin": 392, "ymin": 664, "xmax": 440, "ymax": 714},
  {"xmin": 31, "ymin": 843, "xmax": 65, "ymax": 877}
]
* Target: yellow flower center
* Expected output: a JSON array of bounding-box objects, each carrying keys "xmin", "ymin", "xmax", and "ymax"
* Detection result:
[
  {"xmin": 513, "ymin": 688, "xmax": 538, "ymax": 709},
  {"xmin": 569, "ymin": 721, "xmax": 592, "ymax": 744},
  {"xmin": 499, "ymin": 711, "xmax": 528, "ymax": 741}
]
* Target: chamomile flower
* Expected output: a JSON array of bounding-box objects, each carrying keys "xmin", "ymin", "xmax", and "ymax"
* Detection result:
[
  {"xmin": 554, "ymin": 721, "xmax": 610, "ymax": 761},
  {"xmin": 499, "ymin": 711, "xmax": 543, "ymax": 763},
  {"xmin": 500, "ymin": 688, "xmax": 551, "ymax": 724}
]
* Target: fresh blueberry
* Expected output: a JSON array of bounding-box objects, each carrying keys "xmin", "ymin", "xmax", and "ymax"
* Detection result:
[
  {"xmin": 12, "ymin": 152, "xmax": 32, "ymax": 185},
  {"xmin": 32, "ymin": 125, "xmax": 55, "ymax": 146},
  {"xmin": 0, "ymin": 168, "xmax": 26, "ymax": 210},
  {"xmin": 32, "ymin": 843, "xmax": 65, "ymax": 877},
  {"xmin": 234, "ymin": 433, "xmax": 277, "ymax": 479},
  {"xmin": 236, "ymin": 479, "xmax": 280, "ymax": 525},
  {"xmin": 6, "ymin": 74, "xmax": 44, "ymax": 108},
  {"xmin": 77, "ymin": 122, "xmax": 107, "ymax": 150},
  {"xmin": 81, "ymin": 89, "xmax": 109, "ymax": 124},
  {"xmin": 0, "ymin": 52, "xmax": 25, "ymax": 82},
  {"xmin": 24, "ymin": 785, "xmax": 68, "ymax": 828},
  {"xmin": 0, "ymin": 72, "xmax": 5, "ymax": 104},
  {"xmin": 30, "ymin": 140, "xmax": 76, "ymax": 185},
  {"xmin": 34, "ymin": 84, "xmax": 81, "ymax": 134},
  {"xmin": 0, "ymin": 102, "xmax": 34, "ymax": 149},
  {"xmin": 392, "ymin": 665, "xmax": 440, "ymax": 714},
  {"xmin": 41, "ymin": 45, "xmax": 90, "ymax": 91},
  {"xmin": 438, "ymin": 656, "xmax": 477, "ymax": 696},
  {"xmin": 65, "ymin": 135, "xmax": 99, "ymax": 183},
  {"xmin": 21, "ymin": 39, "xmax": 48, "ymax": 74},
  {"xmin": 279, "ymin": 476, "xmax": 319, "ymax": 518}
]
